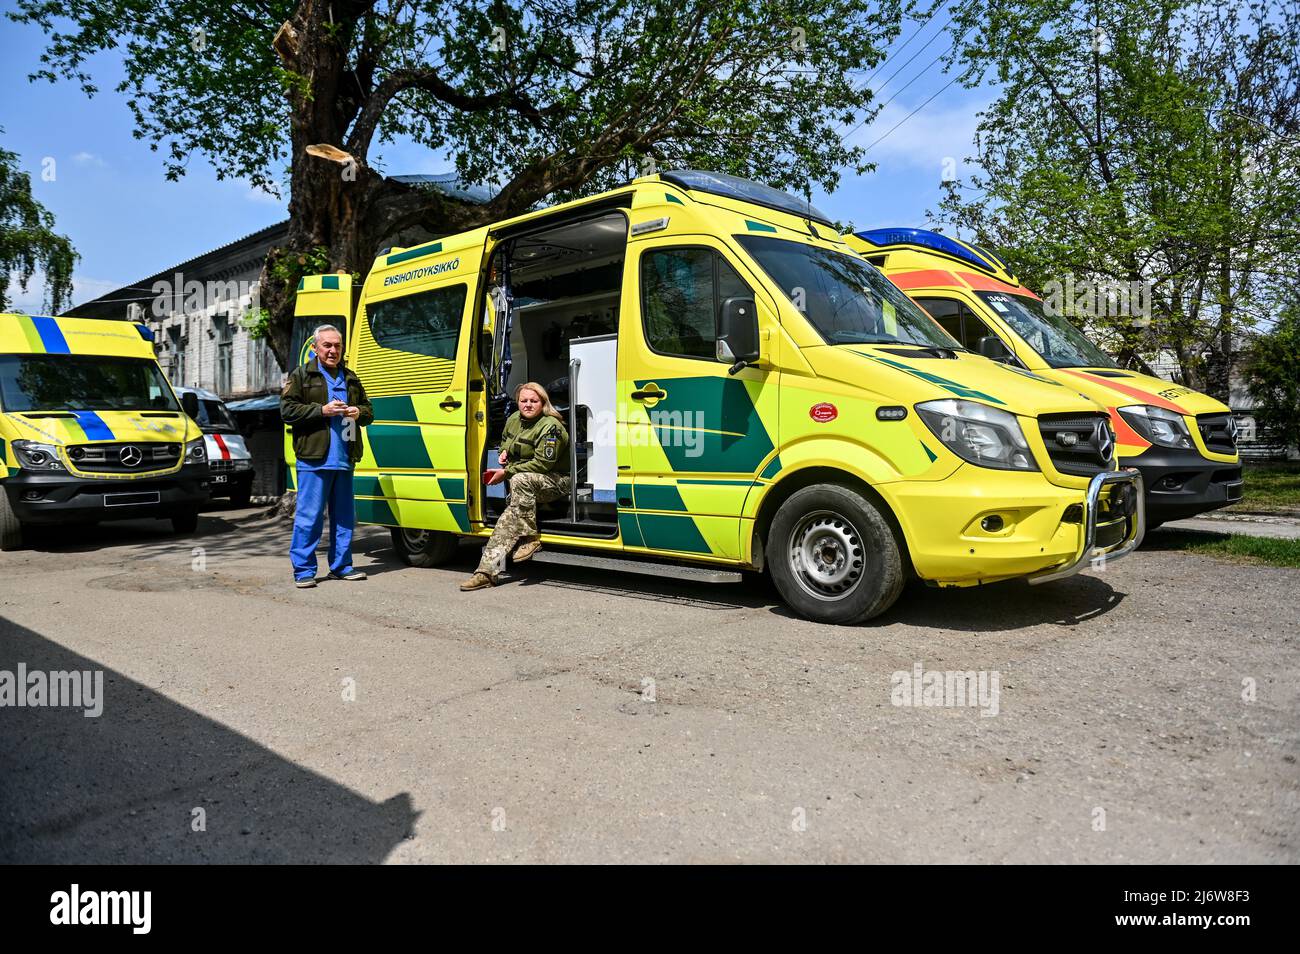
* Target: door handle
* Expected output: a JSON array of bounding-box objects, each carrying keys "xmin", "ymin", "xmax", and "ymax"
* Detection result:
[
  {"xmin": 630, "ymin": 387, "xmax": 665, "ymax": 401},
  {"xmin": 440, "ymin": 396, "xmax": 463, "ymax": 410}
]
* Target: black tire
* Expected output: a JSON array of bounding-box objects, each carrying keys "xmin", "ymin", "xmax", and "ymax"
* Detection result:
[
  {"xmin": 172, "ymin": 511, "xmax": 200, "ymax": 534},
  {"xmin": 0, "ymin": 488, "xmax": 25, "ymax": 551},
  {"xmin": 230, "ymin": 482, "xmax": 252, "ymax": 508},
  {"xmin": 765, "ymin": 483, "xmax": 905, "ymax": 625},
  {"xmin": 390, "ymin": 526, "xmax": 459, "ymax": 567}
]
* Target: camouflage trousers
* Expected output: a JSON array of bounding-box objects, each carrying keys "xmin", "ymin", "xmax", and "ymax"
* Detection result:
[{"xmin": 476, "ymin": 471, "xmax": 572, "ymax": 577}]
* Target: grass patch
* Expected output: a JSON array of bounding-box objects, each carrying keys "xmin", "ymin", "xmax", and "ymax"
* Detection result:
[
  {"xmin": 1229, "ymin": 462, "xmax": 1300, "ymax": 513},
  {"xmin": 1149, "ymin": 529, "xmax": 1300, "ymax": 567}
]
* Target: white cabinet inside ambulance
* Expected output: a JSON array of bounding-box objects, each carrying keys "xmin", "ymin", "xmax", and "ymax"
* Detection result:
[
  {"xmin": 0, "ymin": 313, "xmax": 210, "ymax": 550},
  {"xmin": 174, "ymin": 387, "xmax": 255, "ymax": 507}
]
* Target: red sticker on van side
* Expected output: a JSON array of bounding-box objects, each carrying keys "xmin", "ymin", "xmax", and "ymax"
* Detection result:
[{"xmin": 810, "ymin": 403, "xmax": 838, "ymax": 423}]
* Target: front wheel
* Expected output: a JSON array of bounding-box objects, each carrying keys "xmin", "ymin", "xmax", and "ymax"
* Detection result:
[
  {"xmin": 765, "ymin": 484, "xmax": 905, "ymax": 625},
  {"xmin": 390, "ymin": 526, "xmax": 459, "ymax": 567},
  {"xmin": 0, "ymin": 488, "xmax": 25, "ymax": 551}
]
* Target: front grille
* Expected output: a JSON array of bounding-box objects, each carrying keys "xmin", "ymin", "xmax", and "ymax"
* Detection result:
[
  {"xmin": 209, "ymin": 459, "xmax": 235, "ymax": 472},
  {"xmin": 1037, "ymin": 413, "xmax": 1115, "ymax": 476},
  {"xmin": 1197, "ymin": 413, "xmax": 1238, "ymax": 454},
  {"xmin": 67, "ymin": 442, "xmax": 181, "ymax": 473}
]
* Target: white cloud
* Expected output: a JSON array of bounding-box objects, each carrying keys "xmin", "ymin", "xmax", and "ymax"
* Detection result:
[
  {"xmin": 5, "ymin": 270, "xmax": 124, "ymax": 314},
  {"xmin": 72, "ymin": 151, "xmax": 106, "ymax": 167},
  {"xmin": 848, "ymin": 89, "xmax": 996, "ymax": 177}
]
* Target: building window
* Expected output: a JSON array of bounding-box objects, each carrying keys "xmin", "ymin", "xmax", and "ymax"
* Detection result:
[
  {"xmin": 167, "ymin": 325, "xmax": 185, "ymax": 385},
  {"xmin": 214, "ymin": 316, "xmax": 233, "ymax": 395}
]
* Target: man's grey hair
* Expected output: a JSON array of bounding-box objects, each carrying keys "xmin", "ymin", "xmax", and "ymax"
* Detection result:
[{"xmin": 314, "ymin": 323, "xmax": 343, "ymax": 340}]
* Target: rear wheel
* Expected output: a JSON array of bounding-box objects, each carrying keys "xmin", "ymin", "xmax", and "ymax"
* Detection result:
[
  {"xmin": 172, "ymin": 511, "xmax": 199, "ymax": 534},
  {"xmin": 766, "ymin": 484, "xmax": 905, "ymax": 625},
  {"xmin": 390, "ymin": 526, "xmax": 459, "ymax": 567},
  {"xmin": 0, "ymin": 488, "xmax": 25, "ymax": 551}
]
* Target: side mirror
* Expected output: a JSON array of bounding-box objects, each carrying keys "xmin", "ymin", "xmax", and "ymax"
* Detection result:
[
  {"xmin": 180, "ymin": 391, "xmax": 200, "ymax": 420},
  {"xmin": 717, "ymin": 297, "xmax": 759, "ymax": 373},
  {"xmin": 977, "ymin": 335, "xmax": 1013, "ymax": 363}
]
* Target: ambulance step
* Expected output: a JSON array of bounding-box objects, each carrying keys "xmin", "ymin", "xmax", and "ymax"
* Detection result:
[{"xmin": 531, "ymin": 551, "xmax": 744, "ymax": 583}]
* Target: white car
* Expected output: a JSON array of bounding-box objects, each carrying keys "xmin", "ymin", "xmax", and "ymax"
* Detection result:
[{"xmin": 174, "ymin": 387, "xmax": 255, "ymax": 507}]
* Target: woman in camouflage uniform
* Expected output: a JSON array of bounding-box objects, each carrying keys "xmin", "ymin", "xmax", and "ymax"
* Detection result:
[{"xmin": 461, "ymin": 382, "xmax": 571, "ymax": 590}]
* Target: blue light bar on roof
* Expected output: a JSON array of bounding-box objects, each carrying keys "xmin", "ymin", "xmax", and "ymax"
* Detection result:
[
  {"xmin": 661, "ymin": 170, "xmax": 834, "ymax": 227},
  {"xmin": 854, "ymin": 227, "xmax": 996, "ymax": 272}
]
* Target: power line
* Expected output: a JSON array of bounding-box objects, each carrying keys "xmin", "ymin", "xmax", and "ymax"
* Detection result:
[{"xmin": 861, "ymin": 73, "xmax": 962, "ymax": 153}]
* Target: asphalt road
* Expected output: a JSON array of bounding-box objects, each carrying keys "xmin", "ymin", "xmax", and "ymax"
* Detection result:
[{"xmin": 2, "ymin": 505, "xmax": 1297, "ymax": 863}]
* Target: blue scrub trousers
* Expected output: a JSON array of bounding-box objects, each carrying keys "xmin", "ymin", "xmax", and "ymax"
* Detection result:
[{"xmin": 290, "ymin": 467, "xmax": 355, "ymax": 580}]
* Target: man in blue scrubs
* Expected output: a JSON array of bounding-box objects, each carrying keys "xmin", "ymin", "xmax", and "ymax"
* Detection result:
[{"xmin": 280, "ymin": 323, "xmax": 374, "ymax": 588}]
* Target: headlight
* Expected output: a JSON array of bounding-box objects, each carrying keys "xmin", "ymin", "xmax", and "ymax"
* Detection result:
[
  {"xmin": 233, "ymin": 459, "xmax": 253, "ymax": 470},
  {"xmin": 184, "ymin": 438, "xmax": 208, "ymax": 463},
  {"xmin": 1118, "ymin": 405, "xmax": 1193, "ymax": 449},
  {"xmin": 916, "ymin": 399, "xmax": 1038, "ymax": 471},
  {"xmin": 11, "ymin": 440, "xmax": 67, "ymax": 472}
]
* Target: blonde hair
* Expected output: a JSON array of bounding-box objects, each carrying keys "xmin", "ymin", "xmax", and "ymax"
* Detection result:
[{"xmin": 514, "ymin": 381, "xmax": 563, "ymax": 421}]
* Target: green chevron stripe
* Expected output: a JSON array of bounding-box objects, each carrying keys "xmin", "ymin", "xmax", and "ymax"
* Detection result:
[
  {"xmin": 635, "ymin": 376, "xmax": 774, "ymax": 474},
  {"xmin": 618, "ymin": 513, "xmax": 645, "ymax": 547},
  {"xmin": 854, "ymin": 351, "xmax": 1005, "ymax": 405},
  {"xmin": 370, "ymin": 395, "xmax": 419, "ymax": 422},
  {"xmin": 355, "ymin": 497, "xmax": 397, "ymax": 526},
  {"xmin": 367, "ymin": 424, "xmax": 432, "ymax": 469},
  {"xmin": 633, "ymin": 484, "xmax": 687, "ymax": 512},
  {"xmin": 636, "ymin": 513, "xmax": 711, "ymax": 554}
]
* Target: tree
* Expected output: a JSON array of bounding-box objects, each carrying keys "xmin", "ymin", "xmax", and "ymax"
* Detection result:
[
  {"xmin": 1243, "ymin": 303, "xmax": 1300, "ymax": 452},
  {"xmin": 11, "ymin": 0, "xmax": 909, "ymax": 365},
  {"xmin": 931, "ymin": 0, "xmax": 1300, "ymax": 400},
  {"xmin": 0, "ymin": 130, "xmax": 78, "ymax": 313}
]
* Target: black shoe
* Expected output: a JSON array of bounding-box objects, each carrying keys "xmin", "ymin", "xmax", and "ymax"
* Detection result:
[
  {"xmin": 329, "ymin": 569, "xmax": 367, "ymax": 581},
  {"xmin": 294, "ymin": 578, "xmax": 318, "ymax": 589}
]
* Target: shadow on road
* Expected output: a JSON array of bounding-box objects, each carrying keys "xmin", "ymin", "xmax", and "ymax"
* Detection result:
[
  {"xmin": 504, "ymin": 552, "xmax": 1125, "ymax": 631},
  {"xmin": 0, "ymin": 616, "xmax": 417, "ymax": 863}
]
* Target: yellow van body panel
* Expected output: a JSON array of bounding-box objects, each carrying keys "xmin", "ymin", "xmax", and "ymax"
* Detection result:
[
  {"xmin": 1, "ymin": 313, "xmax": 202, "ymax": 481},
  {"xmin": 293, "ymin": 178, "xmax": 1143, "ymax": 586}
]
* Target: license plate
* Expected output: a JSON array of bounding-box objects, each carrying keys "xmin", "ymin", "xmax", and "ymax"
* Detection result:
[{"xmin": 212, "ymin": 475, "xmax": 227, "ymax": 484}]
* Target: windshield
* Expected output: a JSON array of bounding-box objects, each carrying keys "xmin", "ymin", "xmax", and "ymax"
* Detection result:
[
  {"xmin": 198, "ymin": 398, "xmax": 237, "ymax": 433},
  {"xmin": 977, "ymin": 292, "xmax": 1118, "ymax": 369},
  {"xmin": 737, "ymin": 236, "xmax": 962, "ymax": 349},
  {"xmin": 0, "ymin": 354, "xmax": 181, "ymax": 413}
]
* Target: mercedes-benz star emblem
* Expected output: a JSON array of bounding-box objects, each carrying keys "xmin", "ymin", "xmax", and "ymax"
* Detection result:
[
  {"xmin": 1094, "ymin": 421, "xmax": 1114, "ymax": 467},
  {"xmin": 119, "ymin": 445, "xmax": 144, "ymax": 467}
]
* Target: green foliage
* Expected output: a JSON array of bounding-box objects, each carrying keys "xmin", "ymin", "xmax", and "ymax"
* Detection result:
[
  {"xmin": 1242, "ymin": 306, "xmax": 1300, "ymax": 452},
  {"xmin": 1228, "ymin": 463, "xmax": 1300, "ymax": 513},
  {"xmin": 0, "ymin": 129, "xmax": 78, "ymax": 313},
  {"xmin": 9, "ymin": 0, "xmax": 907, "ymax": 200},
  {"xmin": 240, "ymin": 307, "xmax": 273, "ymax": 340},
  {"xmin": 1154, "ymin": 529, "xmax": 1300, "ymax": 568},
  {"xmin": 933, "ymin": 0, "xmax": 1300, "ymax": 393}
]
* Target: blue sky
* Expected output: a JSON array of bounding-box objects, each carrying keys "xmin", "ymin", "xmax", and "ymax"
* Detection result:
[{"xmin": 0, "ymin": 8, "xmax": 993, "ymax": 312}]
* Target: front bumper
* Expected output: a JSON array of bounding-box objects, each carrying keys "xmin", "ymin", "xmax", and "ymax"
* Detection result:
[
  {"xmin": 3, "ymin": 466, "xmax": 210, "ymax": 524},
  {"xmin": 1126, "ymin": 445, "xmax": 1243, "ymax": 523},
  {"xmin": 879, "ymin": 465, "xmax": 1144, "ymax": 586},
  {"xmin": 1028, "ymin": 468, "xmax": 1145, "ymax": 585}
]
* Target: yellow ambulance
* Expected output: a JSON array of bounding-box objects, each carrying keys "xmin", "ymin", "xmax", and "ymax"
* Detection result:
[
  {"xmin": 0, "ymin": 313, "xmax": 210, "ymax": 549},
  {"xmin": 845, "ymin": 228, "xmax": 1243, "ymax": 528},
  {"xmin": 291, "ymin": 171, "xmax": 1144, "ymax": 624}
]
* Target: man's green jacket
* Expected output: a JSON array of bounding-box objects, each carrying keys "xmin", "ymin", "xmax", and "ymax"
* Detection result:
[{"xmin": 280, "ymin": 358, "xmax": 374, "ymax": 464}]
